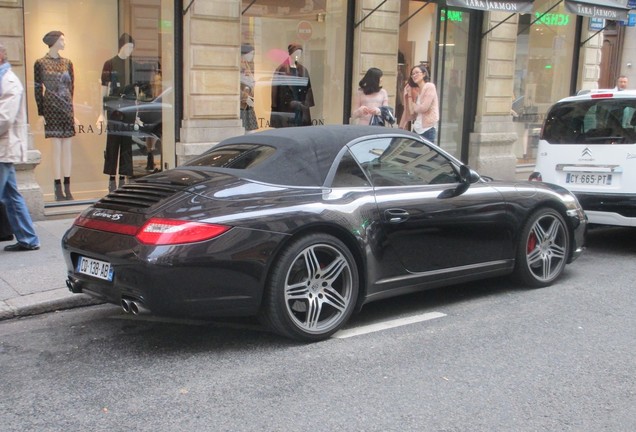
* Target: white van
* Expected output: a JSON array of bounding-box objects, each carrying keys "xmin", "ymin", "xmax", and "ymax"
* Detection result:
[{"xmin": 530, "ymin": 90, "xmax": 636, "ymax": 226}]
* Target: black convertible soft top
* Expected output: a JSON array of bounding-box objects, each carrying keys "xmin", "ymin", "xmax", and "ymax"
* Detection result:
[{"xmin": 209, "ymin": 125, "xmax": 418, "ymax": 187}]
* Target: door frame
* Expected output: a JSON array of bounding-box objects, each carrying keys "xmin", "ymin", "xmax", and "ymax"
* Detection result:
[{"xmin": 434, "ymin": 6, "xmax": 482, "ymax": 164}]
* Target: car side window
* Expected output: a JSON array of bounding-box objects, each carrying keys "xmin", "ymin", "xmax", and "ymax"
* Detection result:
[
  {"xmin": 331, "ymin": 151, "xmax": 371, "ymax": 187},
  {"xmin": 349, "ymin": 137, "xmax": 460, "ymax": 186}
]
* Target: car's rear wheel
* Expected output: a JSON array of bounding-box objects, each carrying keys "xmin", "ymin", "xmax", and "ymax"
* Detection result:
[
  {"xmin": 261, "ymin": 234, "xmax": 359, "ymax": 341},
  {"xmin": 514, "ymin": 208, "xmax": 569, "ymax": 287}
]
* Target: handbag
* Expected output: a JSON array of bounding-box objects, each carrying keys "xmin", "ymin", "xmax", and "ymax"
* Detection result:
[
  {"xmin": 369, "ymin": 106, "xmax": 396, "ymax": 127},
  {"xmin": 369, "ymin": 114, "xmax": 385, "ymax": 127},
  {"xmin": 380, "ymin": 106, "xmax": 396, "ymax": 126}
]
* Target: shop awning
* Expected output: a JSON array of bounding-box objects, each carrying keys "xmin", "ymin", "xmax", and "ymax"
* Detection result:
[
  {"xmin": 564, "ymin": 0, "xmax": 630, "ymax": 20},
  {"xmin": 446, "ymin": 0, "xmax": 534, "ymax": 13}
]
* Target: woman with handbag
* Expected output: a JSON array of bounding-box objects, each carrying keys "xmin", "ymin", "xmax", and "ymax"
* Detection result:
[
  {"xmin": 351, "ymin": 68, "xmax": 388, "ymax": 126},
  {"xmin": 405, "ymin": 65, "xmax": 439, "ymax": 143}
]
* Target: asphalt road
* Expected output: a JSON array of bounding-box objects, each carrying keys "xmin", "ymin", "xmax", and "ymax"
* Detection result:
[{"xmin": 0, "ymin": 226, "xmax": 634, "ymax": 432}]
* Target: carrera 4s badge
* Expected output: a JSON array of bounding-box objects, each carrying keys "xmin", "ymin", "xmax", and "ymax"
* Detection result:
[{"xmin": 91, "ymin": 210, "xmax": 123, "ymax": 221}]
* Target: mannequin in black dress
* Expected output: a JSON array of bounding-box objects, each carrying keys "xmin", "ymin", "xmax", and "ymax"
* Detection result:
[{"xmin": 34, "ymin": 30, "xmax": 76, "ymax": 200}]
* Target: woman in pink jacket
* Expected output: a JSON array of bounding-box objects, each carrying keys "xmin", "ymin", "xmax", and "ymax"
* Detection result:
[
  {"xmin": 404, "ymin": 65, "xmax": 439, "ymax": 143},
  {"xmin": 351, "ymin": 67, "xmax": 388, "ymax": 125}
]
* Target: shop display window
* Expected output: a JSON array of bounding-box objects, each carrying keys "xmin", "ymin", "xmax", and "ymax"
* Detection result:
[
  {"xmin": 240, "ymin": 0, "xmax": 347, "ymax": 131},
  {"xmin": 24, "ymin": 0, "xmax": 174, "ymax": 203},
  {"xmin": 513, "ymin": 0, "xmax": 577, "ymax": 163}
]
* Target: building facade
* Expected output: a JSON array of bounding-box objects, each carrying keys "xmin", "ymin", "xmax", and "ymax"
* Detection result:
[{"xmin": 1, "ymin": 0, "xmax": 633, "ymax": 219}]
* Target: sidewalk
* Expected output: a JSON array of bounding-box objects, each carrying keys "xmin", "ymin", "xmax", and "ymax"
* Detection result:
[{"xmin": 0, "ymin": 217, "xmax": 102, "ymax": 320}]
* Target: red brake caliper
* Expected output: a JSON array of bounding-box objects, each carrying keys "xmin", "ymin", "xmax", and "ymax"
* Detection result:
[{"xmin": 527, "ymin": 232, "xmax": 537, "ymax": 254}]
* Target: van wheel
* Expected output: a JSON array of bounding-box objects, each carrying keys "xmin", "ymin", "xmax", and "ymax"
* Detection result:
[{"xmin": 514, "ymin": 208, "xmax": 569, "ymax": 288}]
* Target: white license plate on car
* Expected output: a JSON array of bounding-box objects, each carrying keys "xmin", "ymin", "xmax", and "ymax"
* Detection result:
[
  {"xmin": 77, "ymin": 256, "xmax": 114, "ymax": 281},
  {"xmin": 565, "ymin": 173, "xmax": 612, "ymax": 186}
]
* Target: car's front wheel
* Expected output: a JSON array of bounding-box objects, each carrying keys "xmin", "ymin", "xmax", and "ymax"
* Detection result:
[
  {"xmin": 514, "ymin": 208, "xmax": 569, "ymax": 287},
  {"xmin": 261, "ymin": 234, "xmax": 359, "ymax": 341}
]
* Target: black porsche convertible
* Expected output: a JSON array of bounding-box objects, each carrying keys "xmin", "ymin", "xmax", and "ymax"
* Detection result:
[{"xmin": 62, "ymin": 125, "xmax": 586, "ymax": 341}]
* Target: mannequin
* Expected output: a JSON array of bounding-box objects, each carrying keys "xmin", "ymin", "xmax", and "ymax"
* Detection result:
[
  {"xmin": 34, "ymin": 31, "xmax": 76, "ymax": 201},
  {"xmin": 270, "ymin": 42, "xmax": 314, "ymax": 127},
  {"xmin": 240, "ymin": 44, "xmax": 257, "ymax": 132},
  {"xmin": 98, "ymin": 33, "xmax": 137, "ymax": 192}
]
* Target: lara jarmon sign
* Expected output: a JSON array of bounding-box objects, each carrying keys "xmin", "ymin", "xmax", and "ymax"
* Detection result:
[
  {"xmin": 448, "ymin": 0, "xmax": 629, "ymax": 21},
  {"xmin": 564, "ymin": 0, "xmax": 629, "ymax": 20},
  {"xmin": 446, "ymin": 0, "xmax": 533, "ymax": 13}
]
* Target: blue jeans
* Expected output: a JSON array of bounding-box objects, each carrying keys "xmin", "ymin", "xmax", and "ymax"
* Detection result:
[
  {"xmin": 420, "ymin": 127, "xmax": 437, "ymax": 144},
  {"xmin": 0, "ymin": 163, "xmax": 40, "ymax": 247}
]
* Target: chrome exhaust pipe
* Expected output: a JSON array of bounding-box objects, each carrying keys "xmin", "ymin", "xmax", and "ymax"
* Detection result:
[
  {"xmin": 66, "ymin": 277, "xmax": 83, "ymax": 293},
  {"xmin": 121, "ymin": 297, "xmax": 148, "ymax": 315},
  {"xmin": 121, "ymin": 298, "xmax": 132, "ymax": 313},
  {"xmin": 129, "ymin": 300, "xmax": 149, "ymax": 315},
  {"xmin": 130, "ymin": 301, "xmax": 140, "ymax": 315}
]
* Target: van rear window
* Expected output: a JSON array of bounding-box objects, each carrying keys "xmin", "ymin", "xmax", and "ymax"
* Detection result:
[{"xmin": 542, "ymin": 99, "xmax": 636, "ymax": 144}]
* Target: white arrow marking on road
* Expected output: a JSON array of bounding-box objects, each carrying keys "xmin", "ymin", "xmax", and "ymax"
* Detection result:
[{"xmin": 332, "ymin": 311, "xmax": 446, "ymax": 339}]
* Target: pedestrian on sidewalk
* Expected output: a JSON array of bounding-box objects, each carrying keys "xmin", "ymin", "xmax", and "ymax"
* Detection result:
[{"xmin": 0, "ymin": 41, "xmax": 40, "ymax": 251}]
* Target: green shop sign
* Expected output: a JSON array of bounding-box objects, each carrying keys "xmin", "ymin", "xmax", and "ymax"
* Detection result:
[
  {"xmin": 535, "ymin": 12, "xmax": 570, "ymax": 26},
  {"xmin": 441, "ymin": 9, "xmax": 464, "ymax": 22}
]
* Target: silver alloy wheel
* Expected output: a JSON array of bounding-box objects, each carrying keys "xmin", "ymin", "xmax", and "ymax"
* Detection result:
[
  {"xmin": 283, "ymin": 243, "xmax": 354, "ymax": 335},
  {"xmin": 524, "ymin": 212, "xmax": 567, "ymax": 283}
]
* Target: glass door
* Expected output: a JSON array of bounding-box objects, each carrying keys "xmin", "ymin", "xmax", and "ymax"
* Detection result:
[{"xmin": 436, "ymin": 7, "xmax": 471, "ymax": 160}]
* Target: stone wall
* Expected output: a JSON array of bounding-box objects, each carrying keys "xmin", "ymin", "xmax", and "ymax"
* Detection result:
[
  {"xmin": 469, "ymin": 12, "xmax": 518, "ymax": 181},
  {"xmin": 579, "ymin": 26, "xmax": 603, "ymax": 92},
  {"xmin": 178, "ymin": 0, "xmax": 244, "ymax": 165}
]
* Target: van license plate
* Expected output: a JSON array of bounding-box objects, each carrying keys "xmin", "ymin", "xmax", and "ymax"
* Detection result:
[
  {"xmin": 77, "ymin": 256, "xmax": 114, "ymax": 281},
  {"xmin": 566, "ymin": 173, "xmax": 612, "ymax": 186}
]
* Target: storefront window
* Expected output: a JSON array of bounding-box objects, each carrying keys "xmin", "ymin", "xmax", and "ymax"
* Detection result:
[
  {"xmin": 437, "ymin": 7, "xmax": 470, "ymax": 160},
  {"xmin": 240, "ymin": 0, "xmax": 347, "ymax": 131},
  {"xmin": 397, "ymin": 1, "xmax": 438, "ymax": 137},
  {"xmin": 24, "ymin": 0, "xmax": 174, "ymax": 203},
  {"xmin": 513, "ymin": 0, "xmax": 576, "ymax": 163}
]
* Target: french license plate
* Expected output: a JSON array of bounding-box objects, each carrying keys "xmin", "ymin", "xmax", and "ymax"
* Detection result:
[
  {"xmin": 565, "ymin": 173, "xmax": 612, "ymax": 186},
  {"xmin": 77, "ymin": 256, "xmax": 114, "ymax": 281}
]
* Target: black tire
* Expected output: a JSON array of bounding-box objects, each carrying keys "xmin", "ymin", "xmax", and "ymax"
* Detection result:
[
  {"xmin": 513, "ymin": 207, "xmax": 570, "ymax": 288},
  {"xmin": 260, "ymin": 234, "xmax": 359, "ymax": 341}
]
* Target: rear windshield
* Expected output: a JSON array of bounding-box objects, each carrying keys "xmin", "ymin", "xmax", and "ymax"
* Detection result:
[
  {"xmin": 542, "ymin": 99, "xmax": 636, "ymax": 144},
  {"xmin": 187, "ymin": 144, "xmax": 275, "ymax": 169}
]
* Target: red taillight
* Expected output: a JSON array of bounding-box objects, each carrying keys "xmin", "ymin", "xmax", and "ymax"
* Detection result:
[
  {"xmin": 591, "ymin": 93, "xmax": 614, "ymax": 99},
  {"xmin": 136, "ymin": 218, "xmax": 231, "ymax": 245},
  {"xmin": 74, "ymin": 216, "xmax": 139, "ymax": 235}
]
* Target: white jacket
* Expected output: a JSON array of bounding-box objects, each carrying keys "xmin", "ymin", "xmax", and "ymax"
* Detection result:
[{"xmin": 0, "ymin": 68, "xmax": 28, "ymax": 164}]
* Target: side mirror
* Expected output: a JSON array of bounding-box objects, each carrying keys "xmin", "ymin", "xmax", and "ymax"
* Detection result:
[
  {"xmin": 459, "ymin": 165, "xmax": 471, "ymax": 183},
  {"xmin": 438, "ymin": 165, "xmax": 471, "ymax": 199}
]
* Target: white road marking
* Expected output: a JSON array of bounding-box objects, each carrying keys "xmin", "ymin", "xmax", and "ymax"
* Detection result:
[{"xmin": 332, "ymin": 311, "xmax": 447, "ymax": 339}]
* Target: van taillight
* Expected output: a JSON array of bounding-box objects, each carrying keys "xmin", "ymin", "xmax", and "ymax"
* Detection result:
[{"xmin": 591, "ymin": 93, "xmax": 614, "ymax": 99}]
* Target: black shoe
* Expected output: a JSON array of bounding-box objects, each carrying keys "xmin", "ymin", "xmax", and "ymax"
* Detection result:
[
  {"xmin": 4, "ymin": 242, "xmax": 40, "ymax": 252},
  {"xmin": 0, "ymin": 234, "xmax": 14, "ymax": 242}
]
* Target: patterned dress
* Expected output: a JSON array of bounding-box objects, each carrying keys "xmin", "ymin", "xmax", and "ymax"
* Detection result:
[{"xmin": 34, "ymin": 54, "xmax": 75, "ymax": 138}]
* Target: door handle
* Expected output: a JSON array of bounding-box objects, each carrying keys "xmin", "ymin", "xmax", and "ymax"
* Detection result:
[{"xmin": 385, "ymin": 209, "xmax": 410, "ymax": 223}]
